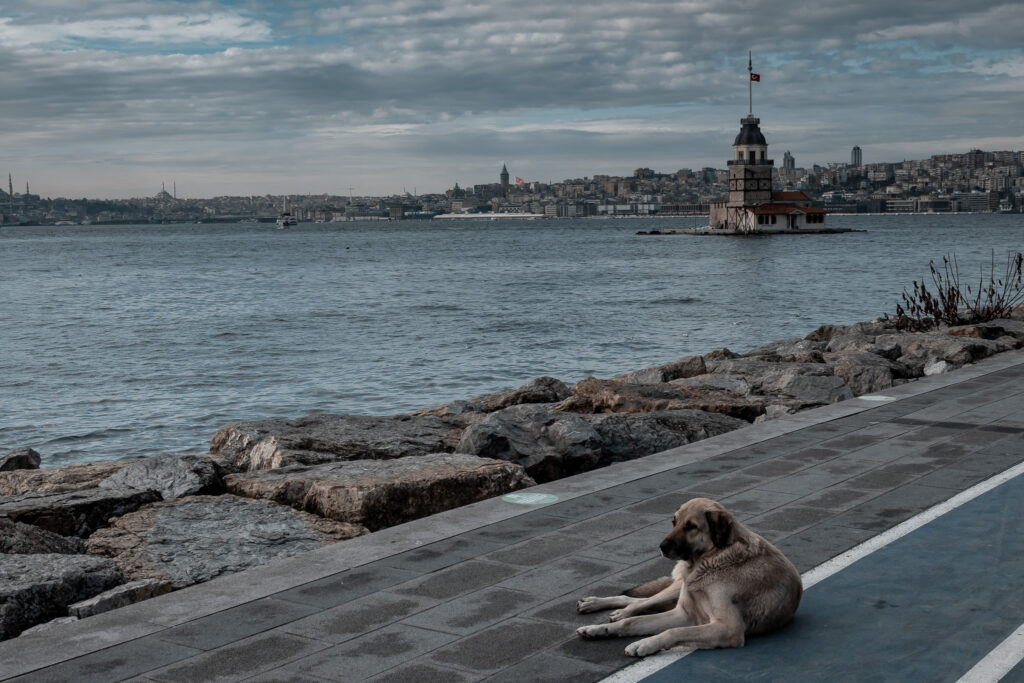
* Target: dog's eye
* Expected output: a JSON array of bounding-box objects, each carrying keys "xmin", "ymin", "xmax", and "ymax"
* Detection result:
[{"xmin": 683, "ymin": 522, "xmax": 696, "ymax": 531}]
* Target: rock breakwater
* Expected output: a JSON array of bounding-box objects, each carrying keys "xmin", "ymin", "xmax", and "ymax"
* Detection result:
[{"xmin": 2, "ymin": 316, "xmax": 1022, "ymax": 638}]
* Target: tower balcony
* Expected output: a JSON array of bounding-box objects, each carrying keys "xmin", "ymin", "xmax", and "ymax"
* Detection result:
[{"xmin": 727, "ymin": 159, "xmax": 774, "ymax": 166}]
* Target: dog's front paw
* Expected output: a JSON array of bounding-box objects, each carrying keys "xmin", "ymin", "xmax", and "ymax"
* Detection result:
[
  {"xmin": 609, "ymin": 607, "xmax": 633, "ymax": 622},
  {"xmin": 577, "ymin": 624, "xmax": 613, "ymax": 639},
  {"xmin": 576, "ymin": 597, "xmax": 602, "ymax": 614},
  {"xmin": 625, "ymin": 636, "xmax": 663, "ymax": 657}
]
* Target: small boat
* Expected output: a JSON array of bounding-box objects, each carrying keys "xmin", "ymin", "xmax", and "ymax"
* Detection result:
[{"xmin": 276, "ymin": 197, "xmax": 298, "ymax": 228}]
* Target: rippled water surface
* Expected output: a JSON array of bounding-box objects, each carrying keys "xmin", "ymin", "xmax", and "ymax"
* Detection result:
[{"xmin": 2, "ymin": 214, "xmax": 1021, "ymax": 465}]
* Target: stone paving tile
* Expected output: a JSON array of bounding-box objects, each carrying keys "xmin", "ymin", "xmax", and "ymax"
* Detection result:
[
  {"xmin": 555, "ymin": 509, "xmax": 665, "ymax": 544},
  {"xmin": 273, "ymin": 565, "xmax": 420, "ymax": 610},
  {"xmin": 157, "ymin": 598, "xmax": 321, "ymax": 651},
  {"xmin": 282, "ymin": 624, "xmax": 460, "ymax": 681},
  {"xmin": 146, "ymin": 632, "xmax": 330, "ymax": 683},
  {"xmin": 390, "ymin": 559, "xmax": 523, "ymax": 602},
  {"xmin": 841, "ymin": 461, "xmax": 942, "ymax": 490},
  {"xmin": 456, "ymin": 513, "xmax": 571, "ymax": 546},
  {"xmin": 281, "ymin": 591, "xmax": 436, "ymax": 645},
  {"xmin": 378, "ymin": 535, "xmax": 505, "ymax": 574},
  {"xmin": 364, "ymin": 661, "xmax": 483, "ymax": 683},
  {"xmin": 795, "ymin": 485, "xmax": 881, "ymax": 511},
  {"xmin": 716, "ymin": 488, "xmax": 804, "ymax": 519},
  {"xmin": 618, "ymin": 490, "xmax": 704, "ymax": 517},
  {"xmin": 744, "ymin": 505, "xmax": 836, "ymax": 536},
  {"xmin": 425, "ymin": 618, "xmax": 568, "ymax": 675},
  {"xmin": 601, "ymin": 475, "xmax": 697, "ymax": 501},
  {"xmin": 736, "ymin": 457, "xmax": 812, "ymax": 479},
  {"xmin": 556, "ymin": 629, "xmax": 633, "ymax": 668},
  {"xmin": 480, "ymin": 531, "xmax": 593, "ymax": 568},
  {"xmin": 7, "ymin": 637, "xmax": 201, "ymax": 683},
  {"xmin": 685, "ymin": 472, "xmax": 762, "ymax": 497},
  {"xmin": 401, "ymin": 586, "xmax": 546, "ymax": 636},
  {"xmin": 911, "ymin": 465, "xmax": 995, "ymax": 491},
  {"xmin": 772, "ymin": 522, "xmax": 879, "ymax": 573},
  {"xmin": 539, "ymin": 492, "xmax": 643, "ymax": 520},
  {"xmin": 242, "ymin": 669, "xmax": 333, "ymax": 682},
  {"xmin": 483, "ymin": 651, "xmax": 610, "ymax": 683},
  {"xmin": 574, "ymin": 522, "xmax": 666, "ymax": 565},
  {"xmin": 829, "ymin": 483, "xmax": 957, "ymax": 531},
  {"xmin": 758, "ymin": 470, "xmax": 855, "ymax": 496},
  {"xmin": 497, "ymin": 555, "xmax": 632, "ymax": 598}
]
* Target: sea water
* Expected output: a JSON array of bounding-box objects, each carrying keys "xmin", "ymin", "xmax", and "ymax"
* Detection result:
[{"xmin": 1, "ymin": 213, "xmax": 1021, "ymax": 466}]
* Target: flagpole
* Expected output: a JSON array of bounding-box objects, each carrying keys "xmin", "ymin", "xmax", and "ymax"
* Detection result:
[{"xmin": 748, "ymin": 51, "xmax": 752, "ymax": 115}]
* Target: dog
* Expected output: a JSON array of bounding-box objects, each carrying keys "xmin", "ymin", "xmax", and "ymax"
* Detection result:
[{"xmin": 576, "ymin": 497, "xmax": 802, "ymax": 657}]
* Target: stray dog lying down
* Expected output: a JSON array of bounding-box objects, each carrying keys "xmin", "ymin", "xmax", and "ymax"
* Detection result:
[{"xmin": 576, "ymin": 497, "xmax": 802, "ymax": 657}]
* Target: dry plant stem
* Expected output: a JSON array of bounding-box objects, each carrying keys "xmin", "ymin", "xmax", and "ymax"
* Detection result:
[{"xmin": 888, "ymin": 251, "xmax": 1024, "ymax": 331}]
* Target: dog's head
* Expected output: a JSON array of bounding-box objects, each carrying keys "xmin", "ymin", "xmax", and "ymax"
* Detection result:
[{"xmin": 659, "ymin": 498, "xmax": 735, "ymax": 562}]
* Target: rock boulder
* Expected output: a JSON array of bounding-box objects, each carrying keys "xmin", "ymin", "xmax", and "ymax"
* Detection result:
[
  {"xmin": 1, "ymin": 447, "xmax": 41, "ymax": 472},
  {"xmin": 0, "ymin": 487, "xmax": 161, "ymax": 538},
  {"xmin": 67, "ymin": 578, "xmax": 174, "ymax": 619},
  {"xmin": 85, "ymin": 495, "xmax": 366, "ymax": 588},
  {"xmin": 456, "ymin": 404, "xmax": 745, "ymax": 482},
  {"xmin": 0, "ymin": 553, "xmax": 122, "ymax": 639},
  {"xmin": 99, "ymin": 454, "xmax": 224, "ymax": 499},
  {"xmin": 0, "ymin": 518, "xmax": 84, "ymax": 554},
  {"xmin": 0, "ymin": 460, "xmax": 135, "ymax": 497},
  {"xmin": 415, "ymin": 376, "xmax": 571, "ymax": 416},
  {"xmin": 224, "ymin": 453, "xmax": 534, "ymax": 531},
  {"xmin": 209, "ymin": 413, "xmax": 471, "ymax": 471}
]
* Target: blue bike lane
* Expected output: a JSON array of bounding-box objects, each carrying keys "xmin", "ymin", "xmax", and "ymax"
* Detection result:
[{"xmin": 640, "ymin": 468, "xmax": 1024, "ymax": 683}]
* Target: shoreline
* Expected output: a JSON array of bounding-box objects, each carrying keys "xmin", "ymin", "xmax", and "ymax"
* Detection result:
[{"xmin": 3, "ymin": 312, "xmax": 1024, "ymax": 638}]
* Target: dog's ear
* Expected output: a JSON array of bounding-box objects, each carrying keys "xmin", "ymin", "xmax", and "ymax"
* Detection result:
[{"xmin": 705, "ymin": 509, "xmax": 734, "ymax": 548}]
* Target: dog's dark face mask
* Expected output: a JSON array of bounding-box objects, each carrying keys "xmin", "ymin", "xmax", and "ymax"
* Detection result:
[{"xmin": 660, "ymin": 505, "xmax": 734, "ymax": 562}]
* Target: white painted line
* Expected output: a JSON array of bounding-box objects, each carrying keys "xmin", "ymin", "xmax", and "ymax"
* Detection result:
[
  {"xmin": 956, "ymin": 622, "xmax": 1024, "ymax": 683},
  {"xmin": 600, "ymin": 460, "xmax": 1024, "ymax": 683}
]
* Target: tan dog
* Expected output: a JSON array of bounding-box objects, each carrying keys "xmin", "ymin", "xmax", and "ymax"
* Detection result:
[{"xmin": 576, "ymin": 497, "xmax": 802, "ymax": 657}]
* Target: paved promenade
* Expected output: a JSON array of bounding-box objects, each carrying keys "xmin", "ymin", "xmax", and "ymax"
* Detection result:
[{"xmin": 3, "ymin": 349, "xmax": 1024, "ymax": 682}]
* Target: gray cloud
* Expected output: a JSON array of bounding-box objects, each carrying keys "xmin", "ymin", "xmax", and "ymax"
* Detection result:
[{"xmin": 1, "ymin": 0, "xmax": 1021, "ymax": 197}]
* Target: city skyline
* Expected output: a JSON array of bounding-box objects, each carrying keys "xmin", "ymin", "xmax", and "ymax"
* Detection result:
[{"xmin": 1, "ymin": 1, "xmax": 1022, "ymax": 199}]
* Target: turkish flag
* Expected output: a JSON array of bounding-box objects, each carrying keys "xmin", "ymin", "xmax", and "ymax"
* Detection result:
[{"xmin": 750, "ymin": 73, "xmax": 760, "ymax": 82}]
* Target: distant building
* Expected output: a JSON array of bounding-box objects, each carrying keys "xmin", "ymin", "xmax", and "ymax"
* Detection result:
[
  {"xmin": 851, "ymin": 145, "xmax": 862, "ymax": 167},
  {"xmin": 500, "ymin": 164, "xmax": 509, "ymax": 197}
]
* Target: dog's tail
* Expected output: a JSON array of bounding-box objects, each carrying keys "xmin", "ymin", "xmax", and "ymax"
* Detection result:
[{"xmin": 624, "ymin": 576, "xmax": 673, "ymax": 598}]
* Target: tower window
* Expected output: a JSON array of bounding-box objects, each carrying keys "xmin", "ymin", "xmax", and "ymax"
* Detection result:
[{"xmin": 749, "ymin": 151, "xmax": 756, "ymax": 161}]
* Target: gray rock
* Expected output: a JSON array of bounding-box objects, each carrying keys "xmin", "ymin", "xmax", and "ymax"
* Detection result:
[
  {"xmin": 99, "ymin": 454, "xmax": 224, "ymax": 499},
  {"xmin": 67, "ymin": 578, "xmax": 174, "ymax": 619},
  {"xmin": 824, "ymin": 351, "xmax": 910, "ymax": 395},
  {"xmin": 0, "ymin": 553, "xmax": 122, "ymax": 639},
  {"xmin": 1, "ymin": 447, "xmax": 41, "ymax": 472},
  {"xmin": 775, "ymin": 372, "xmax": 854, "ymax": 405},
  {"xmin": 209, "ymin": 413, "xmax": 471, "ymax": 471},
  {"xmin": 743, "ymin": 338, "xmax": 828, "ymax": 356},
  {"xmin": 924, "ymin": 360, "xmax": 950, "ymax": 376},
  {"xmin": 456, "ymin": 404, "xmax": 745, "ymax": 482},
  {"xmin": 0, "ymin": 518, "xmax": 84, "ymax": 554},
  {"xmin": 611, "ymin": 356, "xmax": 707, "ymax": 384},
  {"xmin": 0, "ymin": 460, "xmax": 136, "ymax": 496},
  {"xmin": 876, "ymin": 332, "xmax": 1004, "ymax": 370},
  {"xmin": 19, "ymin": 615, "xmax": 79, "ymax": 636},
  {"xmin": 584, "ymin": 410, "xmax": 746, "ymax": 463},
  {"xmin": 224, "ymin": 453, "xmax": 535, "ymax": 531},
  {"xmin": 0, "ymin": 486, "xmax": 161, "ymax": 538},
  {"xmin": 456, "ymin": 404, "xmax": 604, "ymax": 482},
  {"xmin": 416, "ymin": 376, "xmax": 572, "ymax": 416},
  {"xmin": 85, "ymin": 495, "xmax": 367, "ymax": 589}
]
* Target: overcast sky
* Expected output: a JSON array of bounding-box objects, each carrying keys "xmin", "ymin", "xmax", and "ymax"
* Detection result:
[{"xmin": 1, "ymin": 1, "xmax": 1021, "ymax": 199}]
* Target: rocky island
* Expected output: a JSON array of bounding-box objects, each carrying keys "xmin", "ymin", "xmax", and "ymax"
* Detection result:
[{"xmin": 3, "ymin": 315, "xmax": 1023, "ymax": 639}]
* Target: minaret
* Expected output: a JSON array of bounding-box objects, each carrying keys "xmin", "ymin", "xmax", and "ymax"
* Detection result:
[{"xmin": 500, "ymin": 163, "xmax": 509, "ymax": 197}]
